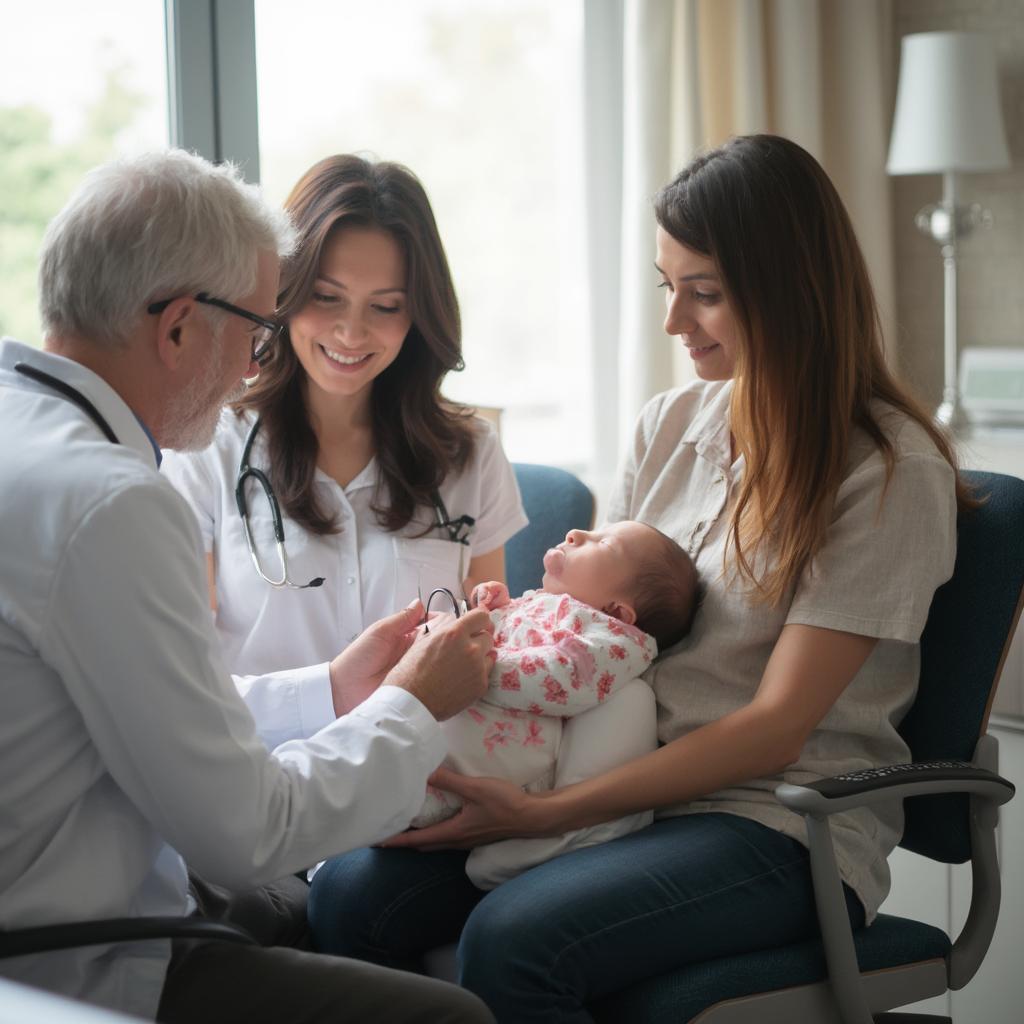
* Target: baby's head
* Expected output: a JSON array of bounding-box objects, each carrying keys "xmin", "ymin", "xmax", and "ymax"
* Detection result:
[{"xmin": 541, "ymin": 521, "xmax": 698, "ymax": 650}]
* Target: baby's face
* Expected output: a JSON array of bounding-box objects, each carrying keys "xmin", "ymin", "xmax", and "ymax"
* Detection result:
[{"xmin": 541, "ymin": 521, "xmax": 658, "ymax": 611}]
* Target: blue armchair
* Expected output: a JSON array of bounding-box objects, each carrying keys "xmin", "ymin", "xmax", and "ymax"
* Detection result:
[{"xmin": 506, "ymin": 462, "xmax": 595, "ymax": 597}]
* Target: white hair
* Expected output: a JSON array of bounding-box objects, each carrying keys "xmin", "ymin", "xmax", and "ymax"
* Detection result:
[{"xmin": 38, "ymin": 149, "xmax": 296, "ymax": 346}]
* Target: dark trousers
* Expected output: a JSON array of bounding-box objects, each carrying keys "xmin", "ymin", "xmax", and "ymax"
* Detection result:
[
  {"xmin": 156, "ymin": 872, "xmax": 494, "ymax": 1024},
  {"xmin": 309, "ymin": 813, "xmax": 866, "ymax": 1024}
]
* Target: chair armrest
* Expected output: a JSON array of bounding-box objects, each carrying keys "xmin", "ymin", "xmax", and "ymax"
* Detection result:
[
  {"xmin": 776, "ymin": 761, "xmax": 1015, "ymax": 816},
  {"xmin": 774, "ymin": 746, "xmax": 1016, "ymax": 1017},
  {"xmin": 0, "ymin": 916, "xmax": 257, "ymax": 959}
]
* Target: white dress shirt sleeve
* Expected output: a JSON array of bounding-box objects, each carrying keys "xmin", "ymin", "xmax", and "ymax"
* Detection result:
[
  {"xmin": 233, "ymin": 663, "xmax": 337, "ymax": 748},
  {"xmin": 37, "ymin": 478, "xmax": 445, "ymax": 887}
]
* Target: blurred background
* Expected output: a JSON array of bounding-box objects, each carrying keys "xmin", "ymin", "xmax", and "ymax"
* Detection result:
[{"xmin": 1, "ymin": 0, "xmax": 1021, "ymax": 501}]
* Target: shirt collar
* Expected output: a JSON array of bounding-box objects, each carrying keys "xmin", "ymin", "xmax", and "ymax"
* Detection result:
[
  {"xmin": 680, "ymin": 379, "xmax": 735, "ymax": 472},
  {"xmin": 133, "ymin": 413, "xmax": 162, "ymax": 466},
  {"xmin": 312, "ymin": 455, "xmax": 378, "ymax": 494},
  {"xmin": 0, "ymin": 338, "xmax": 162, "ymax": 471}
]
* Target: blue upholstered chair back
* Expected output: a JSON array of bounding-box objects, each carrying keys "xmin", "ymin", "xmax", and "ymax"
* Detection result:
[
  {"xmin": 506, "ymin": 463, "xmax": 595, "ymax": 598},
  {"xmin": 899, "ymin": 470, "xmax": 1024, "ymax": 862}
]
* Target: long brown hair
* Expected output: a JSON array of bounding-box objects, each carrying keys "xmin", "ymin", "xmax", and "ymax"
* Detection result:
[
  {"xmin": 236, "ymin": 154, "xmax": 475, "ymax": 535},
  {"xmin": 654, "ymin": 134, "xmax": 972, "ymax": 605}
]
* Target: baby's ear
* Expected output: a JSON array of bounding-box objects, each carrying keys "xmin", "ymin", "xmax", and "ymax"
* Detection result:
[{"xmin": 603, "ymin": 599, "xmax": 637, "ymax": 625}]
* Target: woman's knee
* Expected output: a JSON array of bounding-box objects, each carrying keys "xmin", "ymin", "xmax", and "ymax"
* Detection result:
[
  {"xmin": 309, "ymin": 848, "xmax": 479, "ymax": 963},
  {"xmin": 456, "ymin": 868, "xmax": 586, "ymax": 996},
  {"xmin": 307, "ymin": 849, "xmax": 387, "ymax": 956}
]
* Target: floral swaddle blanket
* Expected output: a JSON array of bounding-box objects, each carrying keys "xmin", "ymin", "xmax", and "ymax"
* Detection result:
[{"xmin": 412, "ymin": 590, "xmax": 657, "ymax": 827}]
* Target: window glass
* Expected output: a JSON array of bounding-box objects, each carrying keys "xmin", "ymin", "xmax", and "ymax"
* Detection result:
[
  {"xmin": 0, "ymin": 1, "xmax": 169, "ymax": 346},
  {"xmin": 255, "ymin": 0, "xmax": 590, "ymax": 470}
]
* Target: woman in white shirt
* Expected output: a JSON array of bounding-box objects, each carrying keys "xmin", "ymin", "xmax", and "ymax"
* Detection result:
[
  {"xmin": 163, "ymin": 155, "xmax": 527, "ymax": 677},
  {"xmin": 309, "ymin": 136, "xmax": 971, "ymax": 1021}
]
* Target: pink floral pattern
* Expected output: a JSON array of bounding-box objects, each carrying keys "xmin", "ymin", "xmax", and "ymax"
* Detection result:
[
  {"xmin": 412, "ymin": 590, "xmax": 658, "ymax": 829},
  {"xmin": 484, "ymin": 590, "xmax": 656, "ymax": 715}
]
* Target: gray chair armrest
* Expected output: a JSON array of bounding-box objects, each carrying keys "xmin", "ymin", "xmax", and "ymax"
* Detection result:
[
  {"xmin": 0, "ymin": 917, "xmax": 256, "ymax": 959},
  {"xmin": 772, "ymin": 747, "xmax": 1015, "ymax": 1024},
  {"xmin": 776, "ymin": 761, "xmax": 1015, "ymax": 816}
]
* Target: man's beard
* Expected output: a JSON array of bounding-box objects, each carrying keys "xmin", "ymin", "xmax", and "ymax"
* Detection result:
[{"xmin": 164, "ymin": 334, "xmax": 248, "ymax": 452}]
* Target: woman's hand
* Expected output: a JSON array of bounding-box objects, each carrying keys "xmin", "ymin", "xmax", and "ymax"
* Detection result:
[{"xmin": 381, "ymin": 767, "xmax": 550, "ymax": 850}]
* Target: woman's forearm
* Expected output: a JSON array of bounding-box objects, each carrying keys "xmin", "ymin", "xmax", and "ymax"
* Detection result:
[
  {"xmin": 533, "ymin": 624, "xmax": 876, "ymax": 836},
  {"xmin": 533, "ymin": 701, "xmax": 797, "ymax": 835},
  {"xmin": 386, "ymin": 625, "xmax": 876, "ymax": 851}
]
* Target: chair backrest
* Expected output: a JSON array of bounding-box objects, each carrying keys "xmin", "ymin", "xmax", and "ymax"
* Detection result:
[
  {"xmin": 900, "ymin": 470, "xmax": 1024, "ymax": 862},
  {"xmin": 506, "ymin": 463, "xmax": 595, "ymax": 597}
]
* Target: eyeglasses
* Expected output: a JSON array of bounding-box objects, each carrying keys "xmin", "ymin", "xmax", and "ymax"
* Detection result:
[{"xmin": 147, "ymin": 292, "xmax": 283, "ymax": 364}]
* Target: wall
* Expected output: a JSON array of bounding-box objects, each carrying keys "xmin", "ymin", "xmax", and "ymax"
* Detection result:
[
  {"xmin": 883, "ymin": 15, "xmax": 1023, "ymax": 1021},
  {"xmin": 890, "ymin": 0, "xmax": 1024, "ymax": 402}
]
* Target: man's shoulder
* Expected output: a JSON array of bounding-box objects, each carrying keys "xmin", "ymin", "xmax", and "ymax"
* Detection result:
[
  {"xmin": 0, "ymin": 431, "xmax": 194, "ymax": 633},
  {"xmin": 11, "ymin": 429, "xmax": 183, "ymax": 538}
]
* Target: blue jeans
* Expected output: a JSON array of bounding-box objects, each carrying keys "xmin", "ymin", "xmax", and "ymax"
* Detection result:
[{"xmin": 308, "ymin": 813, "xmax": 865, "ymax": 1023}]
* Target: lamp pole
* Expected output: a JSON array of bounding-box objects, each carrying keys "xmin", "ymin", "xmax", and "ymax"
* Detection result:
[
  {"xmin": 914, "ymin": 171, "xmax": 992, "ymax": 432},
  {"xmin": 886, "ymin": 31, "xmax": 1009, "ymax": 433}
]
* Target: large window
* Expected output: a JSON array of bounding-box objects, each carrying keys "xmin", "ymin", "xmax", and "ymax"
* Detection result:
[
  {"xmin": 0, "ymin": 1, "xmax": 169, "ymax": 346},
  {"xmin": 254, "ymin": 0, "xmax": 590, "ymax": 470}
]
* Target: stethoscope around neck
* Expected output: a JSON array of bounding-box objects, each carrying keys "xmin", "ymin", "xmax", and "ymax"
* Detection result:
[
  {"xmin": 13, "ymin": 364, "xmax": 477, "ymax": 597},
  {"xmin": 14, "ymin": 362, "xmax": 120, "ymax": 442},
  {"xmin": 237, "ymin": 417, "xmax": 476, "ymax": 590}
]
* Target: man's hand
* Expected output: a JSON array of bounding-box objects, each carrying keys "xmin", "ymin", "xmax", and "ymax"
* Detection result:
[
  {"xmin": 387, "ymin": 608, "xmax": 495, "ymax": 721},
  {"xmin": 328, "ymin": 602, "xmax": 423, "ymax": 716},
  {"xmin": 470, "ymin": 580, "xmax": 510, "ymax": 611}
]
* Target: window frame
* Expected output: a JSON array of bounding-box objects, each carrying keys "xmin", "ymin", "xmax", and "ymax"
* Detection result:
[{"xmin": 165, "ymin": 0, "xmax": 261, "ymax": 180}]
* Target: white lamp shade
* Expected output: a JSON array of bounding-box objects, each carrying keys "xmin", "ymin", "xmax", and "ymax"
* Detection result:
[{"xmin": 887, "ymin": 31, "xmax": 1011, "ymax": 175}]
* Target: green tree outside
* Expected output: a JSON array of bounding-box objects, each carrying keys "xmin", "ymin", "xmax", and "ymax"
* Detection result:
[{"xmin": 0, "ymin": 56, "xmax": 150, "ymax": 345}]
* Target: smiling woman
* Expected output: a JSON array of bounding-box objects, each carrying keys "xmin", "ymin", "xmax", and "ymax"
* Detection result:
[
  {"xmin": 254, "ymin": 0, "xmax": 588, "ymax": 472},
  {"xmin": 655, "ymin": 230, "xmax": 739, "ymax": 380},
  {"xmin": 287, "ymin": 226, "xmax": 413, "ymax": 402},
  {"xmin": 161, "ymin": 153, "xmax": 528, "ymax": 677}
]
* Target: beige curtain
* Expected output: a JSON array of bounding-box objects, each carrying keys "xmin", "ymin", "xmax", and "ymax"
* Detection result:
[
  {"xmin": 598, "ymin": 0, "xmax": 896, "ymax": 481},
  {"xmin": 695, "ymin": 0, "xmax": 896, "ymax": 355}
]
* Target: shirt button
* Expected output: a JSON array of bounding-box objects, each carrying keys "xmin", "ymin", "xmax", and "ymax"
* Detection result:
[
  {"xmin": 695, "ymin": 520, "xmax": 705, "ymax": 531},
  {"xmin": 346, "ymin": 576, "xmax": 356, "ymax": 585}
]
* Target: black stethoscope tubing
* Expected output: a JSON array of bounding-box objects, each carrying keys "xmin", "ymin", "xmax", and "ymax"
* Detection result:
[
  {"xmin": 12, "ymin": 366, "xmax": 475, "ymax": 603},
  {"xmin": 14, "ymin": 363, "xmax": 120, "ymax": 444},
  {"xmin": 237, "ymin": 417, "xmax": 476, "ymax": 589}
]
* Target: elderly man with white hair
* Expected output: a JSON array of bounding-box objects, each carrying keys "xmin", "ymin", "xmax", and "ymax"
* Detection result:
[{"xmin": 0, "ymin": 151, "xmax": 496, "ymax": 1024}]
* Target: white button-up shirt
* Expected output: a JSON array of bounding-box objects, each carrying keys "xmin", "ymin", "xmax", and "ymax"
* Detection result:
[
  {"xmin": 161, "ymin": 408, "xmax": 527, "ymax": 676},
  {"xmin": 0, "ymin": 340, "xmax": 447, "ymax": 1019}
]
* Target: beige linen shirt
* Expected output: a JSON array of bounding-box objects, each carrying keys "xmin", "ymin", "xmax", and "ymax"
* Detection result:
[{"xmin": 607, "ymin": 380, "xmax": 957, "ymax": 921}]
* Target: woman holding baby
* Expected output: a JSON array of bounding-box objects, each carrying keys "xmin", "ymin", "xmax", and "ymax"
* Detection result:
[{"xmin": 307, "ymin": 134, "xmax": 968, "ymax": 1023}]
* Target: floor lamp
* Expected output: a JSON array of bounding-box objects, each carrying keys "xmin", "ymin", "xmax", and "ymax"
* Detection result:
[{"xmin": 886, "ymin": 31, "xmax": 1010, "ymax": 431}]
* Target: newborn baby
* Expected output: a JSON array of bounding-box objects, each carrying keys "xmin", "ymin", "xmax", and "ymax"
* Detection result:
[{"xmin": 413, "ymin": 520, "xmax": 698, "ymax": 888}]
